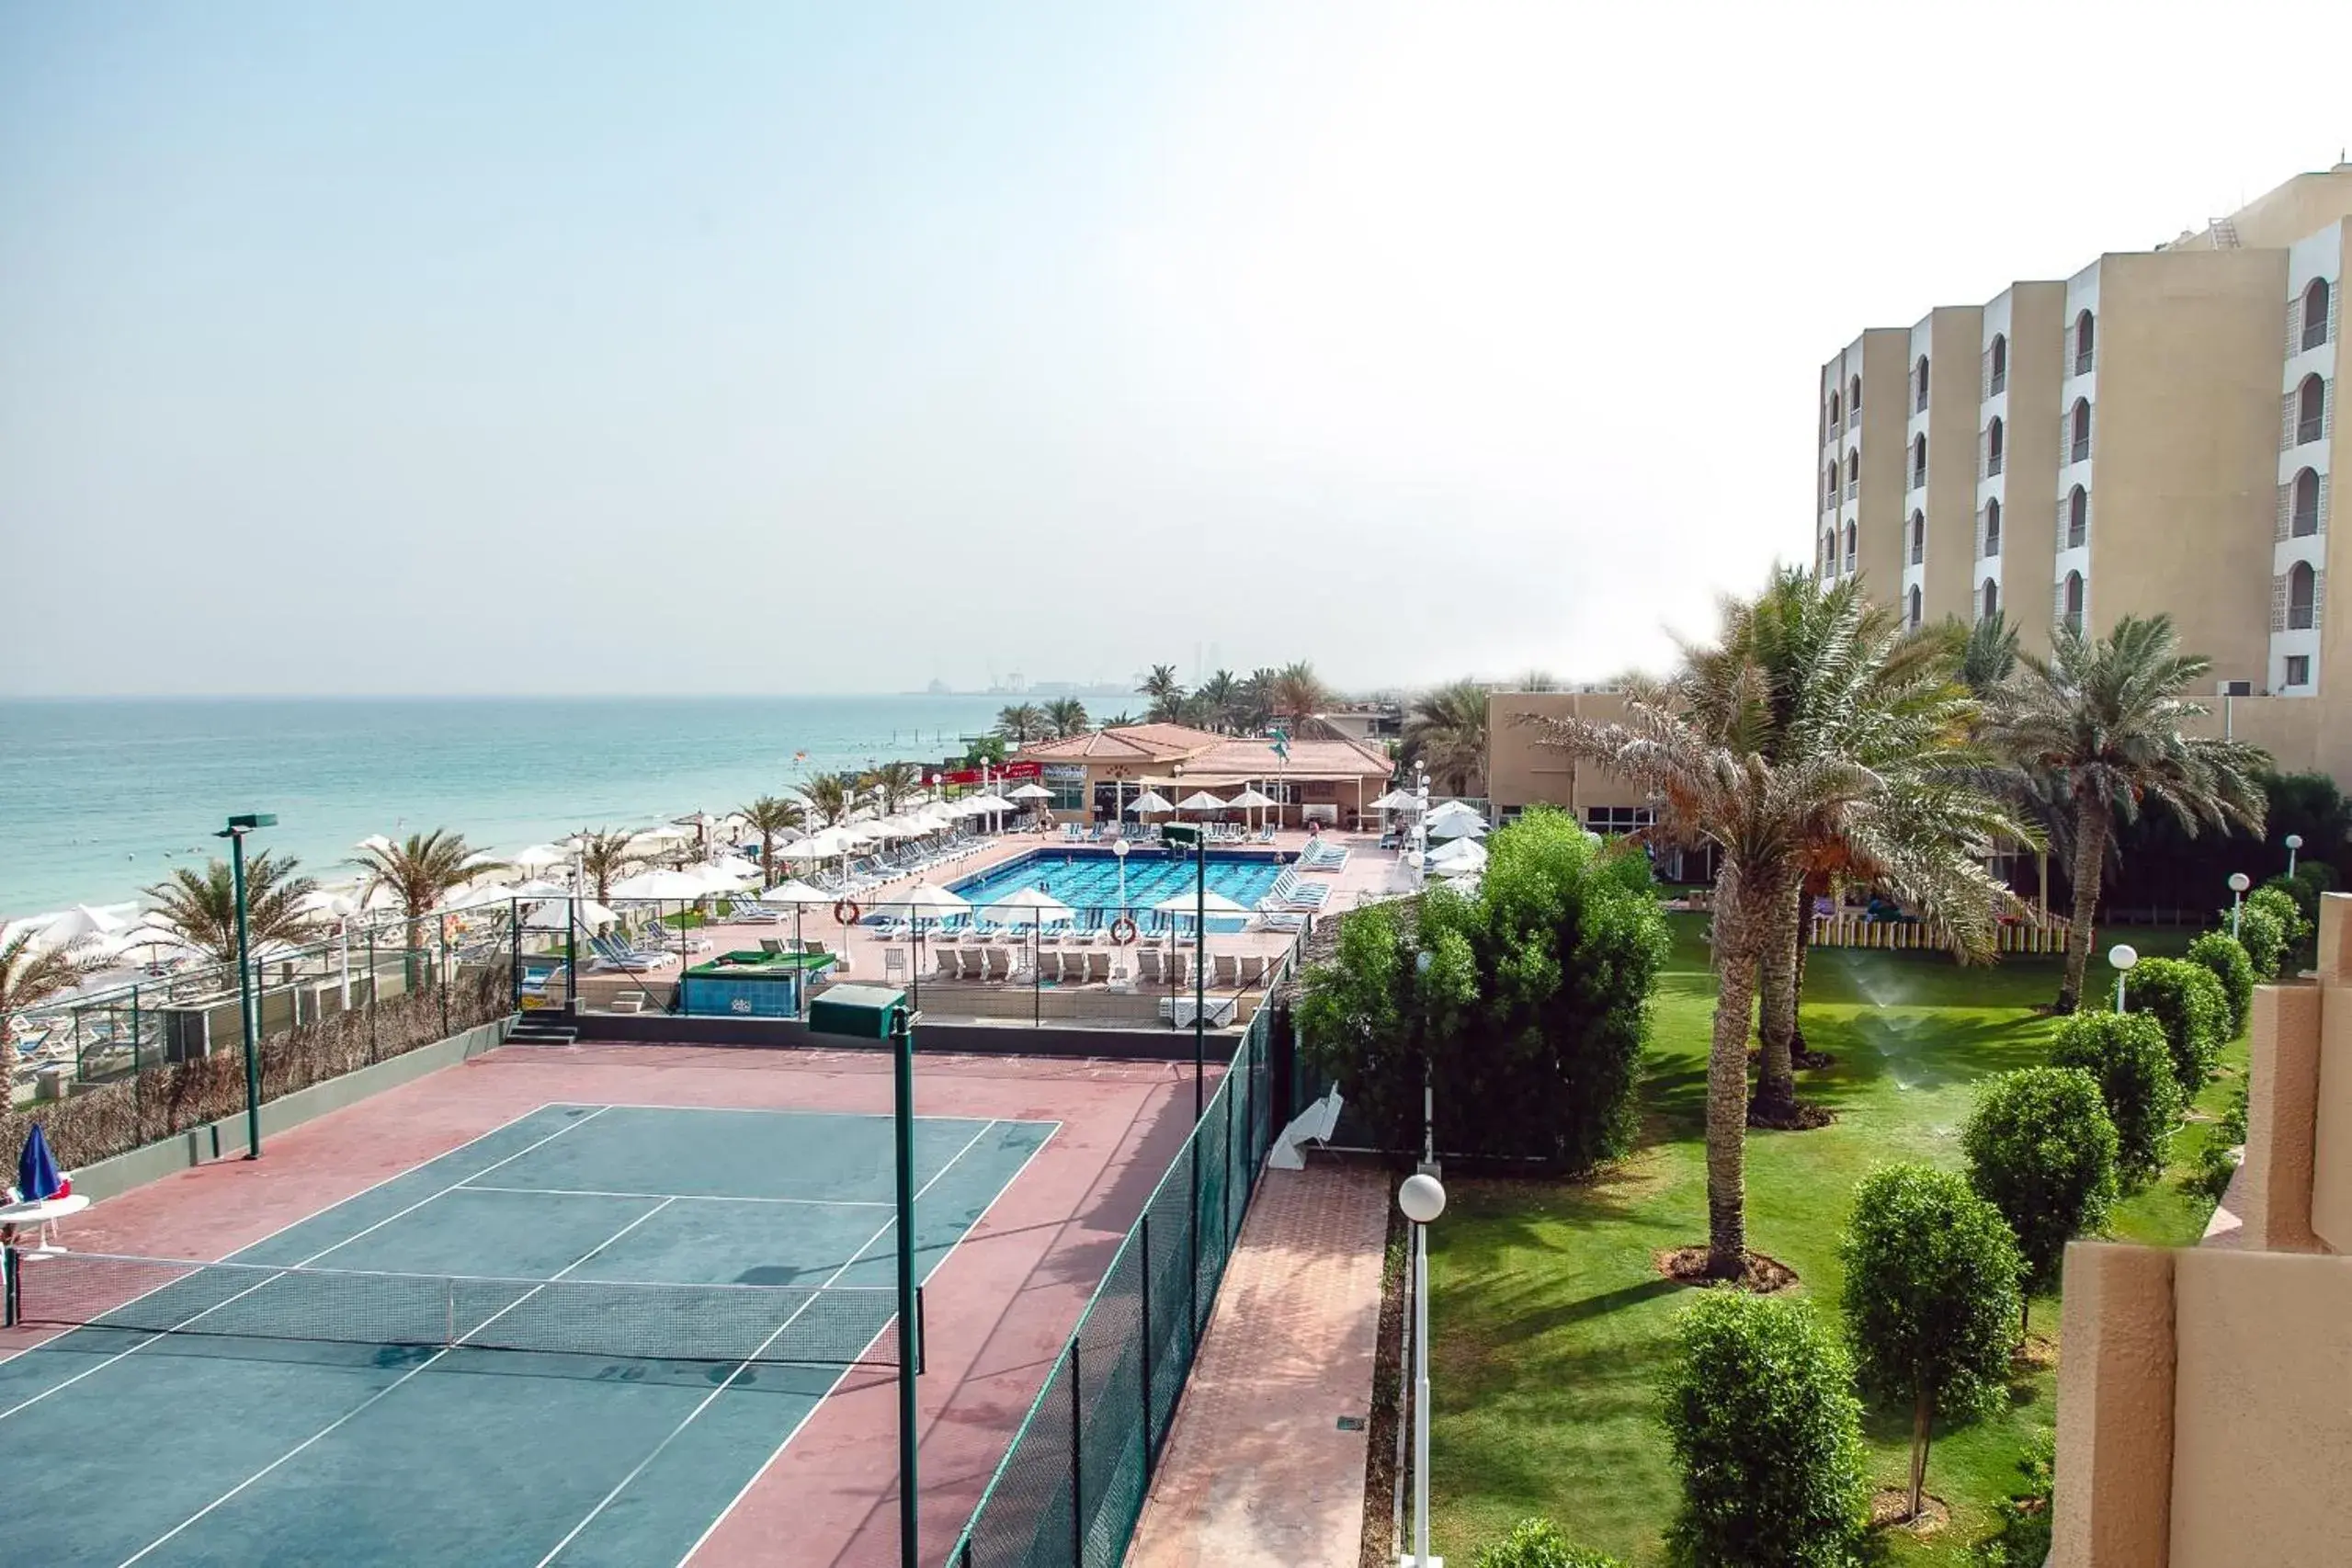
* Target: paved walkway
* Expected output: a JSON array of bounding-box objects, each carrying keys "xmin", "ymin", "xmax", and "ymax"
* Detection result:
[{"xmin": 1126, "ymin": 1164, "xmax": 1390, "ymax": 1568}]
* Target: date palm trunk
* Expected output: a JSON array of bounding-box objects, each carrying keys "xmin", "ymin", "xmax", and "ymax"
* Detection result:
[
  {"xmin": 1705, "ymin": 868, "xmax": 1761, "ymax": 1278},
  {"xmin": 2058, "ymin": 797, "xmax": 2111, "ymax": 1013},
  {"xmin": 1755, "ymin": 881, "xmax": 1802, "ymax": 1112}
]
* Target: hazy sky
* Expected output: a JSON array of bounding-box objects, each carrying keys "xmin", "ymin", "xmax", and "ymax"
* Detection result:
[{"xmin": 4, "ymin": 2, "xmax": 2348, "ymax": 698}]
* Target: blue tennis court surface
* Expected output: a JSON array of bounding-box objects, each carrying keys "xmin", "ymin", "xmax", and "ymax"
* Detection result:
[
  {"xmin": 0, "ymin": 1103, "xmax": 1052, "ymax": 1568},
  {"xmin": 946, "ymin": 847, "xmax": 1284, "ymax": 925}
]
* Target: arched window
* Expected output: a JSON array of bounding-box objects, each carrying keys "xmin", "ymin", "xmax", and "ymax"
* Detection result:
[
  {"xmin": 2297, "ymin": 374, "xmax": 2326, "ymax": 445},
  {"xmin": 2070, "ymin": 398, "xmax": 2093, "ymax": 462},
  {"xmin": 2293, "ymin": 468, "xmax": 2321, "ymax": 536},
  {"xmin": 1911, "ymin": 434, "xmax": 1927, "ymax": 488},
  {"xmin": 1825, "ymin": 462, "xmax": 1838, "ymax": 507},
  {"xmin": 1850, "ymin": 375, "xmax": 1862, "ymax": 413},
  {"xmin": 2289, "ymin": 561, "xmax": 2317, "ymax": 631},
  {"xmin": 1910, "ymin": 509, "xmax": 1926, "ymax": 564},
  {"xmin": 1846, "ymin": 449, "xmax": 1858, "ymax": 489},
  {"xmin": 1830, "ymin": 390, "xmax": 1843, "ymax": 426},
  {"xmin": 1907, "ymin": 584, "xmax": 1922, "ymax": 629},
  {"xmin": 1844, "ymin": 520, "xmax": 1857, "ymax": 566},
  {"xmin": 1981, "ymin": 579, "xmax": 1999, "ymax": 621},
  {"xmin": 2062, "ymin": 571, "xmax": 2085, "ymax": 633},
  {"xmin": 1822, "ymin": 531, "xmax": 1836, "ymax": 574},
  {"xmin": 1983, "ymin": 497, "xmax": 2002, "ymax": 556},
  {"xmin": 1915, "ymin": 355, "xmax": 1931, "ymax": 411},
  {"xmin": 2305, "ymin": 278, "xmax": 2333, "ymax": 353},
  {"xmin": 1989, "ymin": 333, "xmax": 2008, "ymax": 393},
  {"xmin": 1986, "ymin": 415, "xmax": 2005, "ymax": 476},
  {"xmin": 2074, "ymin": 309, "xmax": 2096, "ymax": 374},
  {"xmin": 2066, "ymin": 485, "xmax": 2088, "ymax": 549}
]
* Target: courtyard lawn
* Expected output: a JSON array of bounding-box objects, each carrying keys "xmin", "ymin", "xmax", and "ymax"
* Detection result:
[{"xmin": 1428, "ymin": 915, "xmax": 2244, "ymax": 1566}]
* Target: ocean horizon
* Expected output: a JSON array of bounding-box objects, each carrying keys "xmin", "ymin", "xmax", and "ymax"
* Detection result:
[{"xmin": 0, "ymin": 694, "xmax": 1018, "ymax": 914}]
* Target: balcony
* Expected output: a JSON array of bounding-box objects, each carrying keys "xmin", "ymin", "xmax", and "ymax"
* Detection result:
[
  {"xmin": 1983, "ymin": 530, "xmax": 2001, "ymax": 558},
  {"xmin": 2298, "ymin": 416, "xmax": 2324, "ymax": 446},
  {"xmin": 2306, "ymin": 315, "xmax": 2330, "ymax": 354},
  {"xmin": 1844, "ymin": 550, "xmax": 1857, "ymax": 574},
  {"xmin": 1988, "ymin": 369, "xmax": 2006, "ymax": 395},
  {"xmin": 1986, "ymin": 451, "xmax": 2004, "ymax": 478},
  {"xmin": 1910, "ymin": 540, "xmax": 1924, "ymax": 566},
  {"xmin": 2294, "ymin": 505, "xmax": 2321, "ymax": 537},
  {"xmin": 1844, "ymin": 478, "xmax": 1858, "ymax": 501},
  {"xmin": 2074, "ymin": 347, "xmax": 2096, "ymax": 376},
  {"xmin": 1910, "ymin": 466, "xmax": 1927, "ymax": 492},
  {"xmin": 2071, "ymin": 437, "xmax": 2091, "ymax": 464}
]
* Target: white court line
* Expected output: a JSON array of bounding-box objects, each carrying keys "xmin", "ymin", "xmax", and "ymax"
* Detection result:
[
  {"xmin": 543, "ymin": 1099, "xmax": 1017, "ymax": 1126},
  {"xmin": 0, "ymin": 1105, "xmax": 613, "ymax": 1423},
  {"xmin": 458, "ymin": 1184, "xmax": 890, "ymax": 1209},
  {"xmin": 118, "ymin": 1194, "xmax": 678, "ymax": 1568},
  {"xmin": 535, "ymin": 1119, "xmax": 1006, "ymax": 1568},
  {"xmin": 673, "ymin": 1119, "xmax": 1062, "ymax": 1568}
]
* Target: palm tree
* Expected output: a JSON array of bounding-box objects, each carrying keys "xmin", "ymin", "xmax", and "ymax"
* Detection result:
[
  {"xmin": 574, "ymin": 828, "xmax": 642, "ymax": 903},
  {"xmin": 739, "ymin": 796, "xmax": 806, "ymax": 885},
  {"xmin": 0, "ymin": 926, "xmax": 108, "ymax": 1083},
  {"xmin": 1270, "ymin": 660, "xmax": 1329, "ymax": 725},
  {"xmin": 994, "ymin": 703, "xmax": 1048, "ymax": 743},
  {"xmin": 801, "ymin": 774, "xmax": 855, "ymax": 827},
  {"xmin": 1043, "ymin": 698, "xmax": 1090, "ymax": 739},
  {"xmin": 863, "ymin": 760, "xmax": 926, "ymax": 813},
  {"xmin": 1955, "ymin": 609, "xmax": 2021, "ymax": 696},
  {"xmin": 1099, "ymin": 710, "xmax": 1139, "ymax": 729},
  {"xmin": 1527, "ymin": 586, "xmax": 2024, "ymax": 1277},
  {"xmin": 355, "ymin": 831, "xmax": 495, "ymax": 977},
  {"xmin": 1517, "ymin": 670, "xmax": 1562, "ymax": 692},
  {"xmin": 1138, "ymin": 665, "xmax": 1186, "ymax": 722},
  {"xmin": 1983, "ymin": 613, "xmax": 2267, "ymax": 1011},
  {"xmin": 143, "ymin": 852, "xmax": 321, "ymax": 969},
  {"xmin": 1199, "ymin": 670, "xmax": 1241, "ymax": 733},
  {"xmin": 1403, "ymin": 679, "xmax": 1490, "ymax": 795}
]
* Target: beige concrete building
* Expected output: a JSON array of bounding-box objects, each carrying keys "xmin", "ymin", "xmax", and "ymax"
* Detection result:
[
  {"xmin": 1008, "ymin": 722, "xmax": 1393, "ymax": 830},
  {"xmin": 1816, "ymin": 165, "xmax": 2352, "ymax": 776},
  {"xmin": 2050, "ymin": 892, "xmax": 2352, "ymax": 1566}
]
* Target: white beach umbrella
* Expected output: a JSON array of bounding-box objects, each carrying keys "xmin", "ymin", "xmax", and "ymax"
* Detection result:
[
  {"xmin": 699, "ymin": 855, "xmax": 764, "ymax": 884},
  {"xmin": 900, "ymin": 883, "xmax": 971, "ymax": 916},
  {"xmin": 353, "ymin": 834, "xmax": 396, "ymax": 855},
  {"xmin": 500, "ymin": 878, "xmax": 572, "ymax": 901},
  {"xmin": 105, "ymin": 922, "xmax": 199, "ymax": 963},
  {"xmin": 631, "ymin": 824, "xmax": 694, "ymax": 847},
  {"xmin": 526, "ymin": 899, "xmax": 618, "ymax": 930},
  {"xmin": 1152, "ymin": 889, "xmax": 1254, "ymax": 919},
  {"xmin": 1176, "ymin": 790, "xmax": 1230, "ymax": 813},
  {"xmin": 608, "ymin": 868, "xmax": 719, "ymax": 900},
  {"xmin": 1224, "ymin": 787, "xmax": 1276, "ymax": 810},
  {"xmin": 1426, "ymin": 836, "xmax": 1488, "ymax": 870},
  {"xmin": 751, "ymin": 879, "xmax": 834, "ymax": 905},
  {"xmin": 1424, "ymin": 801, "xmax": 1490, "ymax": 839},
  {"xmin": 1368, "ymin": 789, "xmax": 1420, "ymax": 812},
  {"xmin": 1006, "ymin": 782, "xmax": 1052, "ymax": 801},
  {"xmin": 984, "ymin": 886, "xmax": 1073, "ymax": 925},
  {"xmin": 459, "ymin": 849, "xmax": 506, "ymax": 870},
  {"xmin": 30, "ymin": 905, "xmax": 131, "ymax": 951},
  {"xmin": 507, "ymin": 844, "xmax": 571, "ymax": 872},
  {"xmin": 964, "ymin": 792, "xmax": 1016, "ymax": 813},
  {"xmin": 442, "ymin": 881, "xmax": 533, "ymax": 911},
  {"xmin": 1126, "ymin": 790, "xmax": 1176, "ymax": 815}
]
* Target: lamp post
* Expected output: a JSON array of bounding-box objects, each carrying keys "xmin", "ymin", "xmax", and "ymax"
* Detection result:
[
  {"xmin": 2228, "ymin": 871, "xmax": 2252, "ymax": 937},
  {"xmin": 807, "ymin": 983, "xmax": 921, "ymax": 1568},
  {"xmin": 1412, "ymin": 762, "xmax": 1431, "ymax": 889},
  {"xmin": 1399, "ymin": 1171, "xmax": 1449, "ymax": 1568},
  {"xmin": 1163, "ymin": 822, "xmax": 1208, "ymax": 1121},
  {"xmin": 1415, "ymin": 949, "xmax": 1435, "ymax": 1167},
  {"xmin": 1112, "ymin": 837, "xmax": 1131, "ymax": 984},
  {"xmin": 2109, "ymin": 942, "xmax": 2139, "ymax": 1012},
  {"xmin": 215, "ymin": 812, "xmax": 278, "ymax": 1159},
  {"xmin": 2287, "ymin": 833, "xmax": 2304, "ymax": 879}
]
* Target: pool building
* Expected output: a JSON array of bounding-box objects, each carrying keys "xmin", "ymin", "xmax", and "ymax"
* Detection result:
[{"xmin": 1007, "ymin": 722, "xmax": 1395, "ymax": 832}]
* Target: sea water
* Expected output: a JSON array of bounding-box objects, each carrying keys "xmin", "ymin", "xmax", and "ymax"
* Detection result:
[{"xmin": 0, "ymin": 696, "xmax": 1013, "ymax": 912}]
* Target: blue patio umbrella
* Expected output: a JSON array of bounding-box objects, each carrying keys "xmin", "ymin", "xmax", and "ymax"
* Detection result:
[{"xmin": 14, "ymin": 1123, "xmax": 66, "ymax": 1204}]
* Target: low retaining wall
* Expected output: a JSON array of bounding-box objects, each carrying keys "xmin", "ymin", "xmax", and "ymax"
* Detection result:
[
  {"xmin": 63, "ymin": 1017, "xmax": 513, "ymax": 1202},
  {"xmin": 560, "ymin": 1008, "xmax": 1235, "ymax": 1062}
]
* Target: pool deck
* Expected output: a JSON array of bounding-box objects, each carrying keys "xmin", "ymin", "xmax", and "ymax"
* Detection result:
[{"xmin": 577, "ymin": 829, "xmax": 1412, "ymax": 1027}]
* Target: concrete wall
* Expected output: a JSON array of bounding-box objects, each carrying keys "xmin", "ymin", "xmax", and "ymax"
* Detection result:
[
  {"xmin": 1483, "ymin": 690, "xmax": 1645, "ymax": 817},
  {"xmin": 1921, "ymin": 305, "xmax": 1984, "ymax": 625},
  {"xmin": 62, "ymin": 1017, "xmax": 512, "ymax": 1203},
  {"xmin": 2002, "ymin": 281, "xmax": 2069, "ymax": 654}
]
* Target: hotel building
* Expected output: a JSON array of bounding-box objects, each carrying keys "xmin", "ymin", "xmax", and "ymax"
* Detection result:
[{"xmin": 1814, "ymin": 165, "xmax": 2352, "ymax": 777}]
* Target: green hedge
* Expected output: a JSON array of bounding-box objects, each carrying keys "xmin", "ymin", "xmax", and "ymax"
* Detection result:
[
  {"xmin": 2122, "ymin": 956, "xmax": 2229, "ymax": 1098},
  {"xmin": 2047, "ymin": 1010, "xmax": 2183, "ymax": 1192}
]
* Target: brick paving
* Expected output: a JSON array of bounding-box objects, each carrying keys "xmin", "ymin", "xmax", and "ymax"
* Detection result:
[{"xmin": 1126, "ymin": 1164, "xmax": 1390, "ymax": 1568}]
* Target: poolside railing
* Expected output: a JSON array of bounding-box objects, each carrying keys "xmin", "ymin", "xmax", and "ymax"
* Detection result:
[{"xmin": 941, "ymin": 970, "xmax": 1282, "ymax": 1568}]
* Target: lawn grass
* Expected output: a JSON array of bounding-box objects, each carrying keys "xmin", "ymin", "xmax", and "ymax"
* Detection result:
[{"xmin": 1427, "ymin": 915, "xmax": 2243, "ymax": 1566}]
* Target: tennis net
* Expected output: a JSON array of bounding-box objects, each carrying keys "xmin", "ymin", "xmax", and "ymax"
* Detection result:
[{"xmin": 0, "ymin": 1248, "xmax": 916, "ymax": 1369}]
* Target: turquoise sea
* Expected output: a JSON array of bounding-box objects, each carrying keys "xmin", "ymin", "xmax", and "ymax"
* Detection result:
[{"xmin": 0, "ymin": 697, "xmax": 1014, "ymax": 913}]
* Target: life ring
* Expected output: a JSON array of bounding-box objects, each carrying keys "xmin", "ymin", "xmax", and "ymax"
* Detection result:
[
  {"xmin": 834, "ymin": 899, "xmax": 861, "ymax": 926},
  {"xmin": 1108, "ymin": 915, "xmax": 1139, "ymax": 946}
]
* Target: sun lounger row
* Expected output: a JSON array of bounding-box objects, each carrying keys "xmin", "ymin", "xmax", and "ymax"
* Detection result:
[
  {"xmin": 1256, "ymin": 869, "xmax": 1333, "ymax": 913},
  {"xmin": 1296, "ymin": 839, "xmax": 1350, "ymax": 870},
  {"xmin": 1160, "ymin": 994, "xmax": 1239, "ymax": 1028}
]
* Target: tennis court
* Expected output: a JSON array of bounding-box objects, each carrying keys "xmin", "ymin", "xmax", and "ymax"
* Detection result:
[{"xmin": 0, "ymin": 1041, "xmax": 1202, "ymax": 1568}]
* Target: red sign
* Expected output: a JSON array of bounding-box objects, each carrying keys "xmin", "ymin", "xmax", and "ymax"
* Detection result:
[{"xmin": 936, "ymin": 760, "xmax": 1042, "ymax": 787}]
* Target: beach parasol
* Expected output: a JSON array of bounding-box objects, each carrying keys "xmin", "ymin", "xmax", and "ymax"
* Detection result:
[
  {"xmin": 525, "ymin": 899, "xmax": 617, "ymax": 930},
  {"xmin": 1152, "ymin": 889, "xmax": 1253, "ymax": 916},
  {"xmin": 1224, "ymin": 786, "xmax": 1277, "ymax": 834},
  {"xmin": 1423, "ymin": 801, "xmax": 1489, "ymax": 839},
  {"xmin": 753, "ymin": 879, "xmax": 835, "ymax": 905},
  {"xmin": 28, "ymin": 905, "xmax": 131, "ymax": 952},
  {"xmin": 1126, "ymin": 790, "xmax": 1175, "ymax": 816},
  {"xmin": 1006, "ymin": 782, "xmax": 1052, "ymax": 801},
  {"xmin": 608, "ymin": 868, "xmax": 719, "ymax": 900},
  {"xmin": 507, "ymin": 844, "xmax": 571, "ymax": 872},
  {"xmin": 984, "ymin": 886, "xmax": 1072, "ymax": 926},
  {"xmin": 1426, "ymin": 836, "xmax": 1488, "ymax": 870}
]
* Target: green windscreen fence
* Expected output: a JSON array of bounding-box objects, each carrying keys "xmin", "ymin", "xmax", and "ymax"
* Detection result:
[{"xmin": 946, "ymin": 998, "xmax": 1278, "ymax": 1568}]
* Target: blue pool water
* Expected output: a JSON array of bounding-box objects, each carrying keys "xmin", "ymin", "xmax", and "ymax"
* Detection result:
[{"xmin": 943, "ymin": 847, "xmax": 1288, "ymax": 929}]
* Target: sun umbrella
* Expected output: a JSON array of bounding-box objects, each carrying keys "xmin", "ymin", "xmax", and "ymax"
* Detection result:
[
  {"xmin": 608, "ymin": 868, "xmax": 719, "ymax": 900},
  {"xmin": 631, "ymin": 824, "xmax": 694, "ymax": 847},
  {"xmin": 459, "ymin": 849, "xmax": 506, "ymax": 870},
  {"xmin": 1424, "ymin": 801, "xmax": 1489, "ymax": 839},
  {"xmin": 899, "ymin": 883, "xmax": 971, "ymax": 917},
  {"xmin": 964, "ymin": 793, "xmax": 1015, "ymax": 813},
  {"xmin": 1126, "ymin": 790, "xmax": 1175, "ymax": 815},
  {"xmin": 1176, "ymin": 790, "xmax": 1229, "ymax": 813},
  {"xmin": 501, "ymin": 878, "xmax": 572, "ymax": 901},
  {"xmin": 353, "ymin": 834, "xmax": 395, "ymax": 855},
  {"xmin": 751, "ymin": 879, "xmax": 834, "ymax": 905},
  {"xmin": 1224, "ymin": 787, "xmax": 1276, "ymax": 810},
  {"xmin": 1427, "ymin": 836, "xmax": 1488, "ymax": 870},
  {"xmin": 442, "ymin": 881, "xmax": 536, "ymax": 911},
  {"xmin": 507, "ymin": 844, "xmax": 571, "ymax": 871},
  {"xmin": 1152, "ymin": 889, "xmax": 1254, "ymax": 916},
  {"xmin": 526, "ymin": 899, "xmax": 618, "ymax": 930},
  {"xmin": 700, "ymin": 854, "xmax": 764, "ymax": 883},
  {"xmin": 984, "ymin": 886, "xmax": 1073, "ymax": 925},
  {"xmin": 29, "ymin": 905, "xmax": 131, "ymax": 951},
  {"xmin": 1369, "ymin": 789, "xmax": 1421, "ymax": 812},
  {"xmin": 1006, "ymin": 782, "xmax": 1052, "ymax": 801}
]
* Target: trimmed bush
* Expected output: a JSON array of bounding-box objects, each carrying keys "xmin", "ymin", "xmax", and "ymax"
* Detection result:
[
  {"xmin": 1961, "ymin": 1068, "xmax": 2119, "ymax": 1325},
  {"xmin": 1471, "ymin": 1518, "xmax": 1627, "ymax": 1568},
  {"xmin": 2122, "ymin": 956, "xmax": 2229, "ymax": 1098},
  {"xmin": 2047, "ymin": 1010, "xmax": 2183, "ymax": 1192},
  {"xmin": 2182, "ymin": 931, "xmax": 2255, "ymax": 1037},
  {"xmin": 1658, "ymin": 1291, "xmax": 1869, "ymax": 1568},
  {"xmin": 1841, "ymin": 1165, "xmax": 2024, "ymax": 1523},
  {"xmin": 1971, "ymin": 1434, "xmax": 2056, "ymax": 1568},
  {"xmin": 2233, "ymin": 902, "xmax": 2289, "ymax": 980}
]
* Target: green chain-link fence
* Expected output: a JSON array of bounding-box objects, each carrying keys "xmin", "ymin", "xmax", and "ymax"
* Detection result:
[{"xmin": 945, "ymin": 996, "xmax": 1278, "ymax": 1567}]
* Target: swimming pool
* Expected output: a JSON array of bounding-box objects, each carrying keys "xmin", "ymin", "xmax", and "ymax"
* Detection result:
[{"xmin": 944, "ymin": 846, "xmax": 1288, "ymax": 929}]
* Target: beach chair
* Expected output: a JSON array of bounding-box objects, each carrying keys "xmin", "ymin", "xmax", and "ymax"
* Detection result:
[
  {"xmin": 883, "ymin": 948, "xmax": 909, "ymax": 985},
  {"xmin": 983, "ymin": 947, "xmax": 1012, "ymax": 983},
  {"xmin": 936, "ymin": 948, "xmax": 960, "ymax": 981},
  {"xmin": 1165, "ymin": 951, "xmax": 1187, "ymax": 989},
  {"xmin": 1086, "ymin": 949, "xmax": 1111, "ymax": 984},
  {"xmin": 1213, "ymin": 952, "xmax": 1241, "ymax": 988},
  {"xmin": 1137, "ymin": 948, "xmax": 1164, "ymax": 986},
  {"xmin": 759, "ymin": 937, "xmax": 786, "ymax": 955},
  {"xmin": 1238, "ymin": 953, "xmax": 1267, "ymax": 987},
  {"xmin": 951, "ymin": 949, "xmax": 980, "ymax": 980}
]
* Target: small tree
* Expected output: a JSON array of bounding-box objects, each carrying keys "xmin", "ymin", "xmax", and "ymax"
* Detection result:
[
  {"xmin": 1961, "ymin": 1069, "xmax": 2119, "ymax": 1332},
  {"xmin": 2182, "ymin": 931, "xmax": 2255, "ymax": 1037},
  {"xmin": 2047, "ymin": 1010, "xmax": 2184, "ymax": 1192},
  {"xmin": 2122, "ymin": 956, "xmax": 2229, "ymax": 1097},
  {"xmin": 1658, "ymin": 1291, "xmax": 1869, "ymax": 1568},
  {"xmin": 2233, "ymin": 902, "xmax": 2289, "ymax": 980},
  {"xmin": 1470, "ymin": 1519, "xmax": 1627, "ymax": 1568},
  {"xmin": 1840, "ymin": 1165, "xmax": 2024, "ymax": 1523}
]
